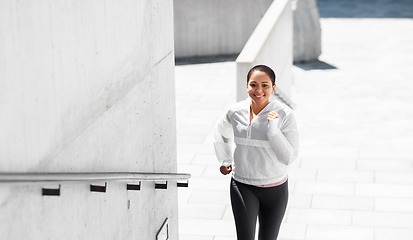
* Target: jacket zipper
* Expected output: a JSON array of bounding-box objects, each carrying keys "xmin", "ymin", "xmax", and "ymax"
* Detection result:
[
  {"xmin": 247, "ymin": 115, "xmax": 255, "ymax": 139},
  {"xmin": 247, "ymin": 122, "xmax": 252, "ymax": 139}
]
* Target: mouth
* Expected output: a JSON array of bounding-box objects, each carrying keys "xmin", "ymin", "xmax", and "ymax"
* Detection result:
[{"xmin": 254, "ymin": 94, "xmax": 264, "ymax": 99}]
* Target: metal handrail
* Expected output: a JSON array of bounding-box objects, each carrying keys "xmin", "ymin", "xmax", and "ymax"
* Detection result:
[{"xmin": 0, "ymin": 172, "xmax": 191, "ymax": 185}]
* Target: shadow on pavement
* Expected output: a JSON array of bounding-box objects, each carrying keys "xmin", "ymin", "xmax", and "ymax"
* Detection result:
[
  {"xmin": 294, "ymin": 60, "xmax": 337, "ymax": 71},
  {"xmin": 175, "ymin": 54, "xmax": 238, "ymax": 66}
]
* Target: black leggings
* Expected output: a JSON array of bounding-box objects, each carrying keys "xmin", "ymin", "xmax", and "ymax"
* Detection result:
[{"xmin": 230, "ymin": 178, "xmax": 288, "ymax": 240}]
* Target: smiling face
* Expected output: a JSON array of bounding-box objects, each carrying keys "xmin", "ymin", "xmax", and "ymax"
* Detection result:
[{"xmin": 247, "ymin": 70, "xmax": 276, "ymax": 106}]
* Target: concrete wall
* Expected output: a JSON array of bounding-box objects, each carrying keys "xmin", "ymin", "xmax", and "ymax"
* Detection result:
[
  {"xmin": 293, "ymin": 0, "xmax": 322, "ymax": 62},
  {"xmin": 0, "ymin": 1, "xmax": 178, "ymax": 239},
  {"xmin": 174, "ymin": 0, "xmax": 321, "ymax": 63},
  {"xmin": 174, "ymin": 0, "xmax": 273, "ymax": 58},
  {"xmin": 236, "ymin": 0, "xmax": 294, "ymax": 104}
]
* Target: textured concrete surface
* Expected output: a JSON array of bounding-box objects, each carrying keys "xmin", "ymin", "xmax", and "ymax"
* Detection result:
[
  {"xmin": 176, "ymin": 5, "xmax": 413, "ymax": 240},
  {"xmin": 0, "ymin": 1, "xmax": 179, "ymax": 239}
]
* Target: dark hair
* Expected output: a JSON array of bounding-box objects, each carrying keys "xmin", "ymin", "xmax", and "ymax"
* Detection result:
[{"xmin": 247, "ymin": 65, "xmax": 276, "ymax": 85}]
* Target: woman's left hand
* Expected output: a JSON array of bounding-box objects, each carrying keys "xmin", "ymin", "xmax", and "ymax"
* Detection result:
[{"xmin": 267, "ymin": 111, "xmax": 279, "ymax": 121}]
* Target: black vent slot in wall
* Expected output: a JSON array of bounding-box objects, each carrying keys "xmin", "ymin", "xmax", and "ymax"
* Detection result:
[{"xmin": 90, "ymin": 182, "xmax": 107, "ymax": 193}]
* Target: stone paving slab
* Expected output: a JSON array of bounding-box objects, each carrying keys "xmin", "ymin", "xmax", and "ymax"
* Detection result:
[
  {"xmin": 176, "ymin": 16, "xmax": 413, "ymax": 240},
  {"xmin": 305, "ymin": 225, "xmax": 374, "ymax": 240}
]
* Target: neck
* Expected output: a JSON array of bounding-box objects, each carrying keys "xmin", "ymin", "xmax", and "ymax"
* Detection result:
[{"xmin": 250, "ymin": 100, "xmax": 269, "ymax": 115}]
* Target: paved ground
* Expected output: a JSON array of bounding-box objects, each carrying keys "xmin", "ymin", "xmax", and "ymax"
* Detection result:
[{"xmin": 175, "ymin": 8, "xmax": 413, "ymax": 240}]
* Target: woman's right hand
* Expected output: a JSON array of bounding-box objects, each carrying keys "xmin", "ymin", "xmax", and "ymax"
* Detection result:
[{"xmin": 220, "ymin": 165, "xmax": 232, "ymax": 175}]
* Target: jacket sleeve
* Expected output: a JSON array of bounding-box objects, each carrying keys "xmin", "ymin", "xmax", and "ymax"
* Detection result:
[
  {"xmin": 267, "ymin": 109, "xmax": 299, "ymax": 165},
  {"xmin": 213, "ymin": 112, "xmax": 234, "ymax": 166}
]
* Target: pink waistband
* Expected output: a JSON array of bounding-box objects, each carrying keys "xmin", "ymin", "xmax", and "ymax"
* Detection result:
[{"xmin": 254, "ymin": 176, "xmax": 288, "ymax": 188}]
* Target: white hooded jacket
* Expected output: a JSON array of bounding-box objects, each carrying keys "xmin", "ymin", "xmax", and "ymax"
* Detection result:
[{"xmin": 214, "ymin": 98, "xmax": 299, "ymax": 185}]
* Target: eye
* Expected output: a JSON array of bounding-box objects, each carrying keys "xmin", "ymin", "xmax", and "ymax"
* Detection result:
[
  {"xmin": 250, "ymin": 83, "xmax": 256, "ymax": 87},
  {"xmin": 263, "ymin": 84, "xmax": 269, "ymax": 87}
]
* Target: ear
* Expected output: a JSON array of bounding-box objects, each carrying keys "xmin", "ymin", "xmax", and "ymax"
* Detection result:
[{"xmin": 271, "ymin": 84, "xmax": 276, "ymax": 94}]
